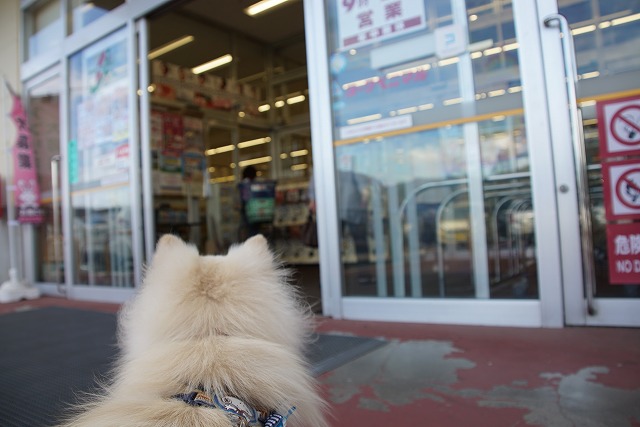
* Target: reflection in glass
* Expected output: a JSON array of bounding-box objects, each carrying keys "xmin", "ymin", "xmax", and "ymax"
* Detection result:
[
  {"xmin": 24, "ymin": 0, "xmax": 62, "ymax": 60},
  {"xmin": 27, "ymin": 75, "xmax": 61, "ymax": 283},
  {"xmin": 67, "ymin": 0, "xmax": 124, "ymax": 34},
  {"xmin": 68, "ymin": 29, "xmax": 133, "ymax": 287},
  {"xmin": 326, "ymin": 0, "xmax": 538, "ymax": 300}
]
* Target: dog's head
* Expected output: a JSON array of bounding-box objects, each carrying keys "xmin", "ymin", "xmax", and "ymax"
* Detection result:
[{"xmin": 118, "ymin": 234, "xmax": 312, "ymax": 360}]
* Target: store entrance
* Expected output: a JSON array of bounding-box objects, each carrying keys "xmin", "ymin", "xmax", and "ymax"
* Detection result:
[{"xmin": 146, "ymin": 1, "xmax": 321, "ymax": 311}]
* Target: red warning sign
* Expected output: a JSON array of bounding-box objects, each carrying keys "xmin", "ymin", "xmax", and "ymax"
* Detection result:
[
  {"xmin": 606, "ymin": 222, "xmax": 640, "ymax": 284},
  {"xmin": 602, "ymin": 159, "xmax": 640, "ymax": 221},
  {"xmin": 598, "ymin": 95, "xmax": 640, "ymax": 158}
]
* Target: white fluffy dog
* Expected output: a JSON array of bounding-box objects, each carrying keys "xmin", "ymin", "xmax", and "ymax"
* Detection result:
[{"xmin": 59, "ymin": 234, "xmax": 327, "ymax": 427}]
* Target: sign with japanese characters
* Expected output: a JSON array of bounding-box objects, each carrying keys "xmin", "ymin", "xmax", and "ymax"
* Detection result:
[
  {"xmin": 6, "ymin": 83, "xmax": 43, "ymax": 223},
  {"xmin": 597, "ymin": 95, "xmax": 640, "ymax": 158},
  {"xmin": 606, "ymin": 222, "xmax": 640, "ymax": 284},
  {"xmin": 337, "ymin": 0, "xmax": 427, "ymax": 51}
]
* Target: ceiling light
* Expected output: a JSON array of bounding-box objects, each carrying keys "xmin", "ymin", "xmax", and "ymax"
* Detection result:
[
  {"xmin": 612, "ymin": 13, "xmax": 640, "ymax": 26},
  {"xmin": 287, "ymin": 95, "xmax": 306, "ymax": 104},
  {"xmin": 148, "ymin": 35, "xmax": 194, "ymax": 60},
  {"xmin": 291, "ymin": 163, "xmax": 308, "ymax": 171},
  {"xmin": 347, "ymin": 114, "xmax": 382, "ymax": 125},
  {"xmin": 239, "ymin": 156, "xmax": 272, "ymax": 167},
  {"xmin": 275, "ymin": 100, "xmax": 285, "ymax": 108},
  {"xmin": 290, "ymin": 149, "xmax": 308, "ymax": 157},
  {"xmin": 205, "ymin": 144, "xmax": 234, "ymax": 156},
  {"xmin": 244, "ymin": 0, "xmax": 293, "ymax": 16},
  {"xmin": 192, "ymin": 54, "xmax": 233, "ymax": 74},
  {"xmin": 258, "ymin": 104, "xmax": 271, "ymax": 112},
  {"xmin": 238, "ymin": 137, "xmax": 271, "ymax": 149}
]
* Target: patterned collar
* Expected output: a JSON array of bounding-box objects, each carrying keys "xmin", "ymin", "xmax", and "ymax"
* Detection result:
[{"xmin": 173, "ymin": 389, "xmax": 294, "ymax": 427}]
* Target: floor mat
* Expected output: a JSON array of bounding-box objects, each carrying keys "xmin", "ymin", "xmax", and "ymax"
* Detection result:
[{"xmin": 0, "ymin": 306, "xmax": 385, "ymax": 426}]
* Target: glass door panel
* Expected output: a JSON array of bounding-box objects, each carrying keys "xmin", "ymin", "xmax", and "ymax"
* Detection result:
[
  {"xmin": 551, "ymin": 0, "xmax": 640, "ymax": 325},
  {"xmin": 325, "ymin": 0, "xmax": 537, "ymax": 301},
  {"xmin": 68, "ymin": 27, "xmax": 134, "ymax": 287},
  {"xmin": 26, "ymin": 72, "xmax": 62, "ymax": 284}
]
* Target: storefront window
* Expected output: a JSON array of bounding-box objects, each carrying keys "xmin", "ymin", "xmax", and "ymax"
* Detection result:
[
  {"xmin": 68, "ymin": 28, "xmax": 133, "ymax": 287},
  {"xmin": 67, "ymin": 0, "xmax": 125, "ymax": 34},
  {"xmin": 325, "ymin": 0, "xmax": 537, "ymax": 299},
  {"xmin": 27, "ymin": 75, "xmax": 61, "ymax": 283},
  {"xmin": 24, "ymin": 0, "xmax": 62, "ymax": 60}
]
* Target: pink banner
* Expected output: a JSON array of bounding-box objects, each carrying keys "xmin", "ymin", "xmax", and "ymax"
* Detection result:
[{"xmin": 7, "ymin": 85, "xmax": 43, "ymax": 223}]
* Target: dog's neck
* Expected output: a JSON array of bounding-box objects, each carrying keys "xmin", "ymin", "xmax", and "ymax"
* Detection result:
[{"xmin": 173, "ymin": 388, "xmax": 294, "ymax": 427}]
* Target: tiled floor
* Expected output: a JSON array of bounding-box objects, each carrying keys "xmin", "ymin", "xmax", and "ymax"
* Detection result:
[{"xmin": 2, "ymin": 296, "xmax": 640, "ymax": 427}]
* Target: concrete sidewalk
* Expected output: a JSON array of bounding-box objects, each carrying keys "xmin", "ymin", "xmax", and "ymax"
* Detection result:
[{"xmin": 2, "ymin": 297, "xmax": 639, "ymax": 427}]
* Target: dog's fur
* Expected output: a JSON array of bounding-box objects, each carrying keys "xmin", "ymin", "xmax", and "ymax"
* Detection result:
[{"xmin": 58, "ymin": 234, "xmax": 327, "ymax": 427}]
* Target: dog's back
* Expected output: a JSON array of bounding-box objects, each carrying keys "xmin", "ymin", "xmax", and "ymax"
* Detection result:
[{"xmin": 58, "ymin": 234, "xmax": 327, "ymax": 427}]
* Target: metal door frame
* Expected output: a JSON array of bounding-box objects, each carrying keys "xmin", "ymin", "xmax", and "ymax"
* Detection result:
[
  {"xmin": 538, "ymin": 0, "xmax": 640, "ymax": 327},
  {"xmin": 304, "ymin": 0, "xmax": 566, "ymax": 327}
]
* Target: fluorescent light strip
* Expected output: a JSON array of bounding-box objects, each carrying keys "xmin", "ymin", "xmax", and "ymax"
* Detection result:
[
  {"xmin": 438, "ymin": 57, "xmax": 460, "ymax": 67},
  {"xmin": 290, "ymin": 149, "xmax": 308, "ymax": 157},
  {"xmin": 508, "ymin": 86, "xmax": 522, "ymax": 93},
  {"xmin": 571, "ymin": 24, "xmax": 596, "ymax": 35},
  {"xmin": 244, "ymin": 0, "xmax": 291, "ymax": 16},
  {"xmin": 347, "ymin": 114, "xmax": 382, "ymax": 125},
  {"xmin": 612, "ymin": 13, "xmax": 640, "ymax": 26},
  {"xmin": 258, "ymin": 104, "xmax": 271, "ymax": 112},
  {"xmin": 386, "ymin": 64, "xmax": 431, "ymax": 79},
  {"xmin": 148, "ymin": 35, "xmax": 194, "ymax": 60},
  {"xmin": 192, "ymin": 54, "xmax": 233, "ymax": 74},
  {"xmin": 205, "ymin": 144, "xmax": 234, "ymax": 156},
  {"xmin": 488, "ymin": 89, "xmax": 506, "ymax": 97},
  {"xmin": 397, "ymin": 106, "xmax": 418, "ymax": 115},
  {"xmin": 503, "ymin": 42, "xmax": 519, "ymax": 51},
  {"xmin": 483, "ymin": 46, "xmax": 502, "ymax": 56},
  {"xmin": 239, "ymin": 156, "xmax": 272, "ymax": 167},
  {"xmin": 418, "ymin": 103, "xmax": 434, "ymax": 110},
  {"xmin": 210, "ymin": 175, "xmax": 236, "ymax": 183},
  {"xmin": 275, "ymin": 100, "xmax": 285, "ymax": 108},
  {"xmin": 287, "ymin": 95, "xmax": 306, "ymax": 104},
  {"xmin": 580, "ymin": 71, "xmax": 600, "ymax": 80},
  {"xmin": 291, "ymin": 163, "xmax": 308, "ymax": 171},
  {"xmin": 343, "ymin": 76, "xmax": 379, "ymax": 90},
  {"xmin": 443, "ymin": 97, "xmax": 462, "ymax": 106},
  {"xmin": 238, "ymin": 137, "xmax": 271, "ymax": 149}
]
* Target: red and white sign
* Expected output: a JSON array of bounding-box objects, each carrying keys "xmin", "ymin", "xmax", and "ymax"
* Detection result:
[
  {"xmin": 606, "ymin": 222, "xmax": 640, "ymax": 284},
  {"xmin": 7, "ymin": 85, "xmax": 43, "ymax": 224},
  {"xmin": 597, "ymin": 95, "xmax": 640, "ymax": 158},
  {"xmin": 602, "ymin": 159, "xmax": 640, "ymax": 221},
  {"xmin": 337, "ymin": 0, "xmax": 427, "ymax": 51}
]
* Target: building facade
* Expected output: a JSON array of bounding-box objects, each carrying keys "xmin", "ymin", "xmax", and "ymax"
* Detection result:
[{"xmin": 1, "ymin": 0, "xmax": 639, "ymax": 327}]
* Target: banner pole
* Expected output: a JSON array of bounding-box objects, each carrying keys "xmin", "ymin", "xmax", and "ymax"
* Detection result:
[{"xmin": 1, "ymin": 75, "xmax": 18, "ymax": 275}]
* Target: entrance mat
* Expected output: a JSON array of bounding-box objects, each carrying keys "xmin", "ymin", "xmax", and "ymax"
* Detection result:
[
  {"xmin": 0, "ymin": 306, "xmax": 386, "ymax": 426},
  {"xmin": 306, "ymin": 332, "xmax": 387, "ymax": 377}
]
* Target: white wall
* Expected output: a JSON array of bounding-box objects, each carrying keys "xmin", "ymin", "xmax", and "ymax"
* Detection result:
[{"xmin": 0, "ymin": 0, "xmax": 20, "ymax": 283}]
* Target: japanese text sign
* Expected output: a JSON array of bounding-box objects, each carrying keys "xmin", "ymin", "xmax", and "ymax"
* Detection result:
[
  {"xmin": 337, "ymin": 0, "xmax": 427, "ymax": 51},
  {"xmin": 606, "ymin": 222, "xmax": 640, "ymax": 284}
]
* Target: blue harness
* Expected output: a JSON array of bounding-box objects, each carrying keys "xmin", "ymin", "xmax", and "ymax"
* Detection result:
[{"xmin": 174, "ymin": 389, "xmax": 294, "ymax": 427}]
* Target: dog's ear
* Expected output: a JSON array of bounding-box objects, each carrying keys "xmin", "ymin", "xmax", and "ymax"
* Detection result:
[
  {"xmin": 229, "ymin": 234, "xmax": 274, "ymax": 264},
  {"xmin": 156, "ymin": 233, "xmax": 184, "ymax": 249}
]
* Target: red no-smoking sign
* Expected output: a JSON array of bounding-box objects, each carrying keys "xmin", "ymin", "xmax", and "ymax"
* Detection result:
[
  {"xmin": 598, "ymin": 95, "xmax": 640, "ymax": 158},
  {"xmin": 603, "ymin": 159, "xmax": 640, "ymax": 221}
]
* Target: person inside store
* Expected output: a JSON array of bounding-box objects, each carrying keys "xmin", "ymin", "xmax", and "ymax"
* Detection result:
[
  {"xmin": 238, "ymin": 165, "xmax": 276, "ymax": 241},
  {"xmin": 238, "ymin": 165, "xmax": 260, "ymax": 239}
]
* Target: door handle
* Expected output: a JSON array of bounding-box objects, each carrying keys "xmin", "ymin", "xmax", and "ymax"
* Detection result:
[
  {"xmin": 544, "ymin": 14, "xmax": 597, "ymax": 316},
  {"xmin": 51, "ymin": 154, "xmax": 65, "ymax": 295}
]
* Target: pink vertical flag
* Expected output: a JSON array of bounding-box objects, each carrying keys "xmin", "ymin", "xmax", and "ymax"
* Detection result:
[{"xmin": 7, "ymin": 83, "xmax": 43, "ymax": 223}]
